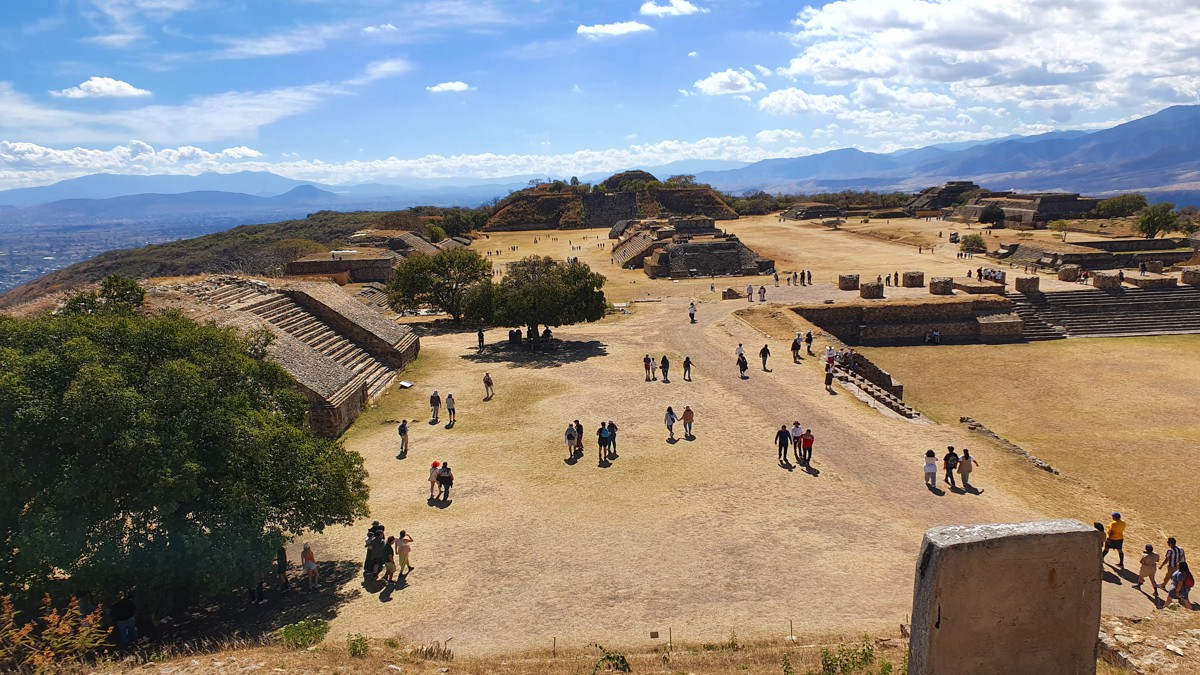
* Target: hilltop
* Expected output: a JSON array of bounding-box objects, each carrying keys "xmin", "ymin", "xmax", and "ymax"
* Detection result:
[{"xmin": 484, "ymin": 171, "xmax": 738, "ymax": 231}]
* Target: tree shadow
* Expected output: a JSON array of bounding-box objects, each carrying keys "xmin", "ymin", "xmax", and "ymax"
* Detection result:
[{"xmin": 459, "ymin": 340, "xmax": 607, "ymax": 369}]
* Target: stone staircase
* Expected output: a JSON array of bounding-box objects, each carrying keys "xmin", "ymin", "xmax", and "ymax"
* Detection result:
[
  {"xmin": 836, "ymin": 367, "xmax": 920, "ymax": 419},
  {"xmin": 613, "ymin": 231, "xmax": 658, "ymax": 268},
  {"xmin": 197, "ymin": 283, "xmax": 398, "ymax": 400},
  {"xmin": 354, "ymin": 283, "xmax": 390, "ymax": 309},
  {"xmin": 1009, "ymin": 286, "xmax": 1200, "ymax": 338},
  {"xmin": 1006, "ymin": 294, "xmax": 1068, "ymax": 341}
]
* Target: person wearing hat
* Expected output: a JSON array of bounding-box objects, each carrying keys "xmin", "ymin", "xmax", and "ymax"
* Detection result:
[
  {"xmin": 428, "ymin": 461, "xmax": 441, "ymax": 499},
  {"xmin": 1104, "ymin": 512, "xmax": 1126, "ymax": 568}
]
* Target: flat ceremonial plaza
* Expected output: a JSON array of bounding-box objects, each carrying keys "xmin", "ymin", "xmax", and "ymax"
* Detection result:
[{"xmin": 302, "ymin": 215, "xmax": 1200, "ymax": 653}]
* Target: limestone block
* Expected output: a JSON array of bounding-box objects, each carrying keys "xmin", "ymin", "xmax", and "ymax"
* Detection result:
[
  {"xmin": 902, "ymin": 271, "xmax": 925, "ymax": 288},
  {"xmin": 1182, "ymin": 266, "xmax": 1200, "ymax": 285},
  {"xmin": 838, "ymin": 274, "xmax": 860, "ymax": 291},
  {"xmin": 929, "ymin": 277, "xmax": 954, "ymax": 295},
  {"xmin": 909, "ymin": 520, "xmax": 1101, "ymax": 675},
  {"xmin": 1092, "ymin": 271, "xmax": 1122, "ymax": 290},
  {"xmin": 859, "ymin": 282, "xmax": 884, "ymax": 299},
  {"xmin": 1145, "ymin": 260, "xmax": 1164, "ymax": 274},
  {"xmin": 722, "ymin": 288, "xmax": 741, "ymax": 300},
  {"xmin": 1058, "ymin": 264, "xmax": 1081, "ymax": 282},
  {"xmin": 1014, "ymin": 276, "xmax": 1040, "ymax": 294}
]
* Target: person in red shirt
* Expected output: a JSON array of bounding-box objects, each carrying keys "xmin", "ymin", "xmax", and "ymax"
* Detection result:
[{"xmin": 799, "ymin": 429, "xmax": 815, "ymax": 467}]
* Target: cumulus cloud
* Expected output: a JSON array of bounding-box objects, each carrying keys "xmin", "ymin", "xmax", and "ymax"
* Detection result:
[
  {"xmin": 426, "ymin": 81, "xmax": 475, "ymax": 93},
  {"xmin": 362, "ymin": 23, "xmax": 397, "ymax": 35},
  {"xmin": 758, "ymin": 87, "xmax": 848, "ymax": 115},
  {"xmin": 756, "ymin": 129, "xmax": 806, "ymax": 144},
  {"xmin": 577, "ymin": 21, "xmax": 653, "ymax": 39},
  {"xmin": 694, "ymin": 69, "xmax": 766, "ymax": 96},
  {"xmin": 51, "ymin": 77, "xmax": 152, "ymax": 99},
  {"xmin": 688, "ymin": 51, "xmax": 698, "ymax": 57},
  {"xmin": 852, "ymin": 79, "xmax": 955, "ymax": 110},
  {"xmin": 640, "ymin": 0, "xmax": 708, "ymax": 17}
]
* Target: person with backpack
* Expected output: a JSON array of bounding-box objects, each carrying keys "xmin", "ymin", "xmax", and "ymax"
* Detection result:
[
  {"xmin": 791, "ymin": 334, "xmax": 802, "ymax": 362},
  {"xmin": 943, "ymin": 447, "xmax": 960, "ymax": 488},
  {"xmin": 564, "ymin": 424, "xmax": 577, "ymax": 460},
  {"xmin": 483, "ymin": 372, "xmax": 494, "ymax": 400},
  {"xmin": 429, "ymin": 390, "xmax": 441, "ymax": 423},
  {"xmin": 436, "ymin": 462, "xmax": 454, "ymax": 501},
  {"xmin": 664, "ymin": 406, "xmax": 679, "ymax": 440},
  {"xmin": 1166, "ymin": 561, "xmax": 1194, "ymax": 609},
  {"xmin": 397, "ymin": 419, "xmax": 408, "ymax": 453},
  {"xmin": 597, "ymin": 422, "xmax": 611, "ymax": 461},
  {"xmin": 804, "ymin": 330, "xmax": 814, "ymax": 355}
]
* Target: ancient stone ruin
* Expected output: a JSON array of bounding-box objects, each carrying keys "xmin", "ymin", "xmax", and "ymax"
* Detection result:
[
  {"xmin": 284, "ymin": 230, "xmax": 452, "ymax": 283},
  {"xmin": 838, "ymin": 274, "xmax": 860, "ymax": 291},
  {"xmin": 151, "ymin": 276, "xmax": 419, "ymax": 437},
  {"xmin": 609, "ymin": 217, "xmax": 774, "ymax": 279},
  {"xmin": 792, "ymin": 295, "xmax": 1022, "ymax": 345},
  {"xmin": 928, "ymin": 277, "xmax": 954, "ymax": 295},
  {"xmin": 1014, "ymin": 276, "xmax": 1040, "ymax": 294},
  {"xmin": 909, "ymin": 520, "xmax": 1101, "ymax": 675},
  {"xmin": 902, "ymin": 271, "xmax": 925, "ymax": 288},
  {"xmin": 955, "ymin": 191, "xmax": 1100, "ymax": 227},
  {"xmin": 859, "ymin": 282, "xmax": 884, "ymax": 299},
  {"xmin": 782, "ymin": 202, "xmax": 844, "ymax": 220},
  {"xmin": 904, "ymin": 181, "xmax": 981, "ymax": 216}
]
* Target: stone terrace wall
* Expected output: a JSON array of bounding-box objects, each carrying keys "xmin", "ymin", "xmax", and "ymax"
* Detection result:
[
  {"xmin": 285, "ymin": 256, "xmax": 398, "ymax": 283},
  {"xmin": 286, "ymin": 283, "xmax": 420, "ymax": 368},
  {"xmin": 792, "ymin": 296, "xmax": 1018, "ymax": 346},
  {"xmin": 583, "ymin": 192, "xmax": 639, "ymax": 229}
]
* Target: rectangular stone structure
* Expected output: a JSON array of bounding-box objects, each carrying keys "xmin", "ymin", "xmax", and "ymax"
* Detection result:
[
  {"xmin": 859, "ymin": 282, "xmax": 884, "ymax": 299},
  {"xmin": 1058, "ymin": 264, "xmax": 1081, "ymax": 282},
  {"xmin": 838, "ymin": 274, "xmax": 860, "ymax": 291},
  {"xmin": 903, "ymin": 271, "xmax": 925, "ymax": 288},
  {"xmin": 909, "ymin": 519, "xmax": 1101, "ymax": 675},
  {"xmin": 1092, "ymin": 271, "xmax": 1122, "ymax": 290},
  {"xmin": 1181, "ymin": 266, "xmax": 1200, "ymax": 285},
  {"xmin": 1014, "ymin": 276, "xmax": 1040, "ymax": 294},
  {"xmin": 929, "ymin": 277, "xmax": 954, "ymax": 295},
  {"xmin": 1145, "ymin": 260, "xmax": 1164, "ymax": 274}
]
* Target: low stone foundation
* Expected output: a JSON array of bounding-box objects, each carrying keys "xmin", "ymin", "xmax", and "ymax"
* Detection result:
[
  {"xmin": 1146, "ymin": 260, "xmax": 1164, "ymax": 273},
  {"xmin": 1124, "ymin": 273, "xmax": 1178, "ymax": 289},
  {"xmin": 1182, "ymin": 266, "xmax": 1200, "ymax": 285},
  {"xmin": 1092, "ymin": 271, "xmax": 1122, "ymax": 290},
  {"xmin": 1014, "ymin": 276, "xmax": 1040, "ymax": 294},
  {"xmin": 1058, "ymin": 264, "xmax": 1081, "ymax": 282},
  {"xmin": 929, "ymin": 277, "xmax": 954, "ymax": 295},
  {"xmin": 838, "ymin": 274, "xmax": 860, "ymax": 291},
  {"xmin": 953, "ymin": 278, "xmax": 1005, "ymax": 295},
  {"xmin": 902, "ymin": 271, "xmax": 925, "ymax": 288},
  {"xmin": 860, "ymin": 282, "xmax": 884, "ymax": 299}
]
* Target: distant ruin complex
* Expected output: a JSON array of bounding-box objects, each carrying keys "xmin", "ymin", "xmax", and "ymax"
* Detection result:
[
  {"xmin": 284, "ymin": 229, "xmax": 463, "ymax": 283},
  {"xmin": 609, "ymin": 216, "xmax": 773, "ymax": 279},
  {"xmin": 904, "ymin": 181, "xmax": 982, "ymax": 215},
  {"xmin": 956, "ymin": 191, "xmax": 1100, "ymax": 226}
]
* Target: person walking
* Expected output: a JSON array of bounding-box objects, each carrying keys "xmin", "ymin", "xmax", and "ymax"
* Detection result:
[
  {"xmin": 383, "ymin": 536, "xmax": 398, "ymax": 585},
  {"xmin": 1162, "ymin": 538, "xmax": 1186, "ymax": 579},
  {"xmin": 1103, "ymin": 513, "xmax": 1126, "ymax": 568},
  {"xmin": 660, "ymin": 354, "xmax": 670, "ymax": 383},
  {"xmin": 607, "ymin": 420, "xmax": 619, "ymax": 453},
  {"xmin": 644, "ymin": 354, "xmax": 653, "ymax": 381},
  {"xmin": 804, "ymin": 330, "xmax": 814, "ymax": 355},
  {"xmin": 791, "ymin": 334, "xmax": 802, "ymax": 362},
  {"xmin": 483, "ymin": 372, "xmax": 494, "ymax": 400},
  {"xmin": 824, "ymin": 361, "xmax": 835, "ymax": 392},
  {"xmin": 565, "ymin": 424, "xmax": 578, "ymax": 459},
  {"xmin": 759, "ymin": 344, "xmax": 771, "ymax": 371},
  {"xmin": 774, "ymin": 271, "xmax": 780, "ymax": 287},
  {"xmin": 943, "ymin": 447, "xmax": 959, "ymax": 488},
  {"xmin": 683, "ymin": 356, "xmax": 693, "ymax": 381},
  {"xmin": 574, "ymin": 420, "xmax": 585, "ymax": 456},
  {"xmin": 445, "ymin": 393, "xmax": 456, "ymax": 424},
  {"xmin": 436, "ymin": 462, "xmax": 454, "ymax": 500},
  {"xmin": 957, "ymin": 448, "xmax": 978, "ymax": 488},
  {"xmin": 1137, "ymin": 544, "xmax": 1161, "ymax": 598},
  {"xmin": 301, "ymin": 543, "xmax": 320, "ymax": 589},
  {"xmin": 597, "ymin": 422, "xmax": 611, "ymax": 460},
  {"xmin": 758, "ymin": 285, "xmax": 767, "ymax": 302},
  {"xmin": 735, "ymin": 343, "xmax": 745, "ymax": 358},
  {"xmin": 806, "ymin": 270, "xmax": 812, "ymax": 285},
  {"xmin": 789, "ymin": 422, "xmax": 803, "ymax": 462},
  {"xmin": 428, "ymin": 461, "xmax": 441, "ymax": 499},
  {"xmin": 649, "ymin": 356, "xmax": 659, "ymax": 381},
  {"xmin": 396, "ymin": 531, "xmax": 414, "ymax": 576},
  {"xmin": 689, "ymin": 302, "xmax": 697, "ymax": 323},
  {"xmin": 477, "ymin": 328, "xmax": 484, "ymax": 351},
  {"xmin": 746, "ymin": 284, "xmax": 754, "ymax": 301},
  {"xmin": 737, "ymin": 353, "xmax": 749, "ymax": 379},
  {"xmin": 664, "ymin": 406, "xmax": 679, "ymax": 440},
  {"xmin": 799, "ymin": 428, "xmax": 815, "ymax": 467},
  {"xmin": 429, "ymin": 390, "xmax": 442, "ymax": 423},
  {"xmin": 923, "ymin": 450, "xmax": 938, "ymax": 489},
  {"xmin": 775, "ymin": 425, "xmax": 791, "ymax": 463},
  {"xmin": 1165, "ymin": 561, "xmax": 1194, "ymax": 609},
  {"xmin": 681, "ymin": 406, "xmax": 694, "ymax": 438},
  {"xmin": 397, "ymin": 419, "xmax": 409, "ymax": 453}
]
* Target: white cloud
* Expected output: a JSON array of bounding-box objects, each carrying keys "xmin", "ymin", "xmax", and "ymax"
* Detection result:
[
  {"xmin": 577, "ymin": 21, "xmax": 653, "ymax": 39},
  {"xmin": 640, "ymin": 0, "xmax": 708, "ymax": 17},
  {"xmin": 426, "ymin": 81, "xmax": 475, "ymax": 93},
  {"xmin": 758, "ymin": 87, "xmax": 848, "ymax": 115},
  {"xmin": 346, "ymin": 59, "xmax": 412, "ymax": 86},
  {"xmin": 753, "ymin": 64, "xmax": 772, "ymax": 77},
  {"xmin": 84, "ymin": 0, "xmax": 197, "ymax": 48},
  {"xmin": 852, "ymin": 79, "xmax": 955, "ymax": 110},
  {"xmin": 51, "ymin": 77, "xmax": 152, "ymax": 99},
  {"xmin": 694, "ymin": 69, "xmax": 766, "ymax": 96},
  {"xmin": 756, "ymin": 129, "xmax": 806, "ymax": 144},
  {"xmin": 362, "ymin": 23, "xmax": 397, "ymax": 35},
  {"xmin": 688, "ymin": 51, "xmax": 698, "ymax": 57}
]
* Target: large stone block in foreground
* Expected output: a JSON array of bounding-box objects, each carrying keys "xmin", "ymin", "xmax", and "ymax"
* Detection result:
[
  {"xmin": 1058, "ymin": 264, "xmax": 1081, "ymax": 282},
  {"xmin": 859, "ymin": 282, "xmax": 884, "ymax": 299},
  {"xmin": 838, "ymin": 274, "xmax": 860, "ymax": 291},
  {"xmin": 928, "ymin": 277, "xmax": 954, "ymax": 295},
  {"xmin": 908, "ymin": 519, "xmax": 1101, "ymax": 675},
  {"xmin": 1014, "ymin": 276, "xmax": 1040, "ymax": 294},
  {"xmin": 902, "ymin": 271, "xmax": 925, "ymax": 288},
  {"xmin": 1091, "ymin": 271, "xmax": 1122, "ymax": 290},
  {"xmin": 1182, "ymin": 266, "xmax": 1200, "ymax": 285}
]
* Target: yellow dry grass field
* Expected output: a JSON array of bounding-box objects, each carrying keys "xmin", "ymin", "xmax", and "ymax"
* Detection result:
[{"xmin": 293, "ymin": 216, "xmax": 1191, "ymax": 657}]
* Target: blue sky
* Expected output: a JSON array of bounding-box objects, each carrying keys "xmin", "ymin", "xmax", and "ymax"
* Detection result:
[{"xmin": 1, "ymin": 0, "xmax": 1198, "ymax": 188}]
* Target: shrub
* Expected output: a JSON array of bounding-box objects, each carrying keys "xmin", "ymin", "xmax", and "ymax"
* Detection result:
[
  {"xmin": 347, "ymin": 633, "xmax": 369, "ymax": 658},
  {"xmin": 279, "ymin": 619, "xmax": 330, "ymax": 649},
  {"xmin": 0, "ymin": 595, "xmax": 110, "ymax": 673},
  {"xmin": 589, "ymin": 644, "xmax": 631, "ymax": 674},
  {"xmin": 959, "ymin": 233, "xmax": 987, "ymax": 253}
]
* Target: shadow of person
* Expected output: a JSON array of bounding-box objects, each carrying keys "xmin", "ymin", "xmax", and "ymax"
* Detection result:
[
  {"xmin": 927, "ymin": 484, "xmax": 946, "ymax": 496},
  {"xmin": 826, "ymin": 389, "xmax": 838, "ymax": 396},
  {"xmin": 393, "ymin": 575, "xmax": 409, "ymax": 591},
  {"xmin": 949, "ymin": 486, "xmax": 965, "ymax": 495},
  {"xmin": 964, "ymin": 485, "xmax": 984, "ymax": 495},
  {"xmin": 598, "ymin": 459, "xmax": 611, "ymax": 468},
  {"xmin": 426, "ymin": 497, "xmax": 438, "ymax": 507},
  {"xmin": 685, "ymin": 434, "xmax": 695, "ymax": 441},
  {"xmin": 361, "ymin": 576, "xmax": 386, "ymax": 594},
  {"xmin": 667, "ymin": 437, "xmax": 679, "ymax": 444},
  {"xmin": 764, "ymin": 368, "xmax": 772, "ymax": 373},
  {"xmin": 1117, "ymin": 567, "xmax": 1140, "ymax": 583},
  {"xmin": 779, "ymin": 459, "xmax": 794, "ymax": 471},
  {"xmin": 1102, "ymin": 568, "xmax": 1122, "ymax": 585},
  {"xmin": 607, "ymin": 451, "xmax": 619, "ymax": 461},
  {"xmin": 564, "ymin": 455, "xmax": 579, "ymax": 466},
  {"xmin": 396, "ymin": 450, "xmax": 408, "ymax": 460},
  {"xmin": 662, "ymin": 378, "xmax": 670, "ymax": 384},
  {"xmin": 740, "ymin": 374, "xmax": 749, "ymax": 380},
  {"xmin": 804, "ymin": 466, "xmax": 820, "ymax": 477},
  {"xmin": 433, "ymin": 498, "xmax": 453, "ymax": 510},
  {"xmin": 379, "ymin": 585, "xmax": 394, "ymax": 603}
]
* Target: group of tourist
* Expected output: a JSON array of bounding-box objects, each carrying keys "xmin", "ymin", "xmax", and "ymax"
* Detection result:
[
  {"xmin": 1100, "ymin": 515, "xmax": 1194, "ymax": 608},
  {"xmin": 790, "ymin": 331, "xmax": 815, "ymax": 360},
  {"xmin": 663, "ymin": 405, "xmax": 695, "ymax": 440},
  {"xmin": 969, "ymin": 267, "xmax": 1006, "ymax": 283},
  {"xmin": 644, "ymin": 353, "xmax": 695, "ymax": 382},
  {"xmin": 564, "ymin": 419, "xmax": 620, "ymax": 464},
  {"xmin": 783, "ymin": 271, "xmax": 812, "ymax": 285},
  {"xmin": 956, "ymin": 251, "xmax": 976, "ymax": 259},
  {"xmin": 923, "ymin": 446, "xmax": 978, "ymax": 490},
  {"xmin": 428, "ymin": 461, "xmax": 454, "ymax": 501},
  {"xmin": 363, "ymin": 520, "xmax": 415, "ymax": 586},
  {"xmin": 428, "ymin": 390, "xmax": 457, "ymax": 425},
  {"xmin": 746, "ymin": 284, "xmax": 768, "ymax": 302},
  {"xmin": 773, "ymin": 423, "xmax": 815, "ymax": 466}
]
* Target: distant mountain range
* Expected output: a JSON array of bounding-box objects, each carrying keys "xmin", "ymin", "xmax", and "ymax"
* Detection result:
[{"xmin": 694, "ymin": 105, "xmax": 1200, "ymax": 204}]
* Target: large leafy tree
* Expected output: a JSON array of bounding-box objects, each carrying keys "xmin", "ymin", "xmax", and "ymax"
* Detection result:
[
  {"xmin": 978, "ymin": 204, "xmax": 1006, "ymax": 226},
  {"xmin": 0, "ymin": 303, "xmax": 369, "ymax": 612},
  {"xmin": 386, "ymin": 248, "xmax": 492, "ymax": 321},
  {"xmin": 1093, "ymin": 193, "xmax": 1148, "ymax": 219},
  {"xmin": 485, "ymin": 256, "xmax": 606, "ymax": 336},
  {"xmin": 1135, "ymin": 202, "xmax": 1179, "ymax": 239}
]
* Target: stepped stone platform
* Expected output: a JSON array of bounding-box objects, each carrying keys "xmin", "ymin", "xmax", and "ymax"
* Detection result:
[
  {"xmin": 1007, "ymin": 285, "xmax": 1200, "ymax": 339},
  {"xmin": 1123, "ymin": 273, "xmax": 1178, "ymax": 289},
  {"xmin": 151, "ymin": 276, "xmax": 419, "ymax": 437},
  {"xmin": 792, "ymin": 295, "xmax": 1022, "ymax": 346},
  {"xmin": 953, "ymin": 278, "xmax": 1005, "ymax": 295}
]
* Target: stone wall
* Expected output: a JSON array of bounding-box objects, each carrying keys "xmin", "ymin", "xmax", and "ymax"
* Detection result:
[
  {"xmin": 285, "ymin": 256, "xmax": 399, "ymax": 282},
  {"xmin": 838, "ymin": 274, "xmax": 860, "ymax": 290},
  {"xmin": 860, "ymin": 282, "xmax": 884, "ymax": 299},
  {"xmin": 1124, "ymin": 274, "xmax": 1178, "ymax": 289},
  {"xmin": 902, "ymin": 271, "xmax": 925, "ymax": 288},
  {"xmin": 792, "ymin": 297, "xmax": 1020, "ymax": 346},
  {"xmin": 1182, "ymin": 266, "xmax": 1200, "ymax": 284},
  {"xmin": 1092, "ymin": 271, "xmax": 1122, "ymax": 290},
  {"xmin": 1014, "ymin": 276, "xmax": 1040, "ymax": 294},
  {"xmin": 929, "ymin": 277, "xmax": 954, "ymax": 295},
  {"xmin": 1145, "ymin": 260, "xmax": 1164, "ymax": 273},
  {"xmin": 953, "ymin": 279, "xmax": 1005, "ymax": 295},
  {"xmin": 1059, "ymin": 264, "xmax": 1081, "ymax": 282},
  {"xmin": 909, "ymin": 520, "xmax": 1101, "ymax": 675},
  {"xmin": 582, "ymin": 192, "xmax": 639, "ymax": 229}
]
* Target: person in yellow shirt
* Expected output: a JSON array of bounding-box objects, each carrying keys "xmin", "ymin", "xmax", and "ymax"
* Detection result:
[{"xmin": 1104, "ymin": 512, "xmax": 1126, "ymax": 569}]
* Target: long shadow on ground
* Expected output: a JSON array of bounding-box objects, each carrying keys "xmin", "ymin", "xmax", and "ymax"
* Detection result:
[{"xmin": 460, "ymin": 340, "xmax": 607, "ymax": 368}]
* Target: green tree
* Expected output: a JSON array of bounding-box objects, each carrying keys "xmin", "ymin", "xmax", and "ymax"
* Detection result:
[
  {"xmin": 0, "ymin": 310, "xmax": 369, "ymax": 612},
  {"xmin": 1093, "ymin": 193, "xmax": 1148, "ymax": 219},
  {"xmin": 960, "ymin": 233, "xmax": 988, "ymax": 253},
  {"xmin": 1048, "ymin": 220, "xmax": 1071, "ymax": 242},
  {"xmin": 1135, "ymin": 202, "xmax": 1179, "ymax": 238},
  {"xmin": 665, "ymin": 174, "xmax": 697, "ymax": 187},
  {"xmin": 1178, "ymin": 205, "xmax": 1199, "ymax": 236},
  {"xmin": 426, "ymin": 224, "xmax": 447, "ymax": 243},
  {"xmin": 60, "ymin": 274, "xmax": 146, "ymax": 316},
  {"xmin": 978, "ymin": 204, "xmax": 1006, "ymax": 227},
  {"xmin": 485, "ymin": 256, "xmax": 606, "ymax": 336},
  {"xmin": 386, "ymin": 249, "xmax": 492, "ymax": 321}
]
